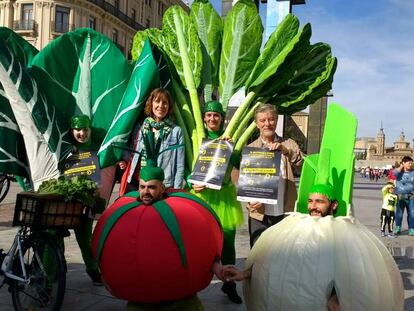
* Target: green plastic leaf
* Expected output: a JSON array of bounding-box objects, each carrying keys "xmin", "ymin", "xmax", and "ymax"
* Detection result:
[
  {"xmin": 219, "ymin": 0, "xmax": 263, "ymax": 110},
  {"xmin": 31, "ymin": 28, "xmax": 131, "ymax": 150},
  {"xmin": 98, "ymin": 39, "xmax": 160, "ymax": 168},
  {"xmin": 190, "ymin": 0, "xmax": 223, "ymax": 101},
  {"xmin": 162, "ymin": 6, "xmax": 203, "ymax": 89}
]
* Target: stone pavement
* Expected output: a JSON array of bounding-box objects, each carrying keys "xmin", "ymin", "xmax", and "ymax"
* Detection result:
[{"xmin": 0, "ymin": 176, "xmax": 413, "ymax": 310}]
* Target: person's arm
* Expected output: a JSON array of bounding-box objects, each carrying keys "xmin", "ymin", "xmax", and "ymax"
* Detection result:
[
  {"xmin": 174, "ymin": 127, "xmax": 185, "ymax": 189},
  {"xmin": 222, "ymin": 265, "xmax": 252, "ymax": 282}
]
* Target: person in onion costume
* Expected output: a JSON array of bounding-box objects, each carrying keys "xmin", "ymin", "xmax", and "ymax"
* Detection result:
[{"xmin": 223, "ymin": 104, "xmax": 404, "ymax": 311}]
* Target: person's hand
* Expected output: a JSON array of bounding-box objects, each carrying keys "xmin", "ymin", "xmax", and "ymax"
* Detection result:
[
  {"xmin": 212, "ymin": 261, "xmax": 224, "ymax": 281},
  {"xmin": 192, "ymin": 183, "xmax": 206, "ymax": 193},
  {"xmin": 222, "ymin": 265, "xmax": 251, "ymax": 282},
  {"xmin": 268, "ymin": 142, "xmax": 288, "ymax": 155},
  {"xmin": 220, "ymin": 136, "xmax": 233, "ymax": 142},
  {"xmin": 118, "ymin": 161, "xmax": 127, "ymax": 170},
  {"xmin": 327, "ymin": 294, "xmax": 340, "ymax": 311},
  {"xmin": 247, "ymin": 201, "xmax": 264, "ymax": 213}
]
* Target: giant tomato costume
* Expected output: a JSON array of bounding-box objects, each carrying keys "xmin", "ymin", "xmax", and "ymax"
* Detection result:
[{"xmin": 92, "ymin": 189, "xmax": 223, "ymax": 303}]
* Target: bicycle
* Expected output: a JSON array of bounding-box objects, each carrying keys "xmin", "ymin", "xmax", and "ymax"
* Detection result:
[
  {"xmin": 0, "ymin": 173, "xmax": 11, "ymax": 203},
  {"xmin": 0, "ymin": 192, "xmax": 85, "ymax": 311}
]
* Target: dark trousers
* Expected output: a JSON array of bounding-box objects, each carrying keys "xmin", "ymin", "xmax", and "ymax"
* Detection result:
[
  {"xmin": 221, "ymin": 229, "xmax": 236, "ymax": 265},
  {"xmin": 380, "ymin": 208, "xmax": 395, "ymax": 233},
  {"xmin": 248, "ymin": 214, "xmax": 284, "ymax": 248}
]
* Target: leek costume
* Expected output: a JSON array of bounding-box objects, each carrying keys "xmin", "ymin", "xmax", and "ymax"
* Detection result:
[
  {"xmin": 68, "ymin": 115, "xmax": 100, "ymax": 283},
  {"xmin": 247, "ymin": 134, "xmax": 304, "ymax": 246},
  {"xmin": 120, "ymin": 117, "xmax": 184, "ymax": 194},
  {"xmin": 380, "ymin": 185, "xmax": 397, "ymax": 235},
  {"xmin": 393, "ymin": 167, "xmax": 414, "ymax": 234}
]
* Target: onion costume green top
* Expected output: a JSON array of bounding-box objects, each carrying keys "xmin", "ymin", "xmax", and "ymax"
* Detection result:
[{"xmin": 190, "ymin": 101, "xmax": 243, "ymax": 230}]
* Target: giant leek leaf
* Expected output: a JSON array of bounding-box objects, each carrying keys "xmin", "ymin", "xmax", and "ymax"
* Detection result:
[{"xmin": 219, "ymin": 0, "xmax": 263, "ymax": 111}]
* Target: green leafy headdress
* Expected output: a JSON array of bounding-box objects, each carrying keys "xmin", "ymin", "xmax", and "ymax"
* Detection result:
[
  {"xmin": 309, "ymin": 148, "xmax": 336, "ymax": 201},
  {"xmin": 71, "ymin": 115, "xmax": 91, "ymax": 129},
  {"xmin": 204, "ymin": 100, "xmax": 225, "ymax": 116},
  {"xmin": 140, "ymin": 166, "xmax": 165, "ymax": 182}
]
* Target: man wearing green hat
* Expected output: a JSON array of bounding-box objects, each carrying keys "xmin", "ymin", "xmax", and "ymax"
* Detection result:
[
  {"xmin": 138, "ymin": 166, "xmax": 166, "ymax": 205},
  {"xmin": 191, "ymin": 100, "xmax": 244, "ymax": 304},
  {"xmin": 307, "ymin": 183, "xmax": 338, "ymax": 217}
]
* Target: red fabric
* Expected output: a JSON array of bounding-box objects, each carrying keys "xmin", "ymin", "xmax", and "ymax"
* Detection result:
[
  {"xmin": 92, "ymin": 191, "xmax": 223, "ymax": 303},
  {"xmin": 118, "ymin": 160, "xmax": 132, "ymax": 196}
]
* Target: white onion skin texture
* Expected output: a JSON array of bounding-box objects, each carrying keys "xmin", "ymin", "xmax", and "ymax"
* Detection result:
[{"xmin": 243, "ymin": 213, "xmax": 404, "ymax": 311}]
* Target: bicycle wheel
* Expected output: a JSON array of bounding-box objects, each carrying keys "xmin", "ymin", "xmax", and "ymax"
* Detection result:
[
  {"xmin": 0, "ymin": 174, "xmax": 10, "ymax": 203},
  {"xmin": 10, "ymin": 233, "xmax": 66, "ymax": 311}
]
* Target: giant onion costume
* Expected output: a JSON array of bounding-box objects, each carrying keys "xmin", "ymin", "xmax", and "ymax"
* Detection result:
[
  {"xmin": 91, "ymin": 167, "xmax": 223, "ymax": 303},
  {"xmin": 242, "ymin": 104, "xmax": 404, "ymax": 311}
]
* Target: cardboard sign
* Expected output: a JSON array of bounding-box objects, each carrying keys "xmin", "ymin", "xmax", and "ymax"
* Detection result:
[
  {"xmin": 237, "ymin": 147, "xmax": 281, "ymax": 204},
  {"xmin": 63, "ymin": 151, "xmax": 101, "ymax": 186},
  {"xmin": 188, "ymin": 139, "xmax": 234, "ymax": 190}
]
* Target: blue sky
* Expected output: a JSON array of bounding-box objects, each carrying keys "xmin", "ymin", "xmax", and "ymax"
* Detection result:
[{"xmin": 203, "ymin": 0, "xmax": 414, "ymax": 145}]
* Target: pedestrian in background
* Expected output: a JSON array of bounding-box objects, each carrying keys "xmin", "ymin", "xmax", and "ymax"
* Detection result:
[
  {"xmin": 380, "ymin": 182, "xmax": 397, "ymax": 237},
  {"xmin": 393, "ymin": 156, "xmax": 414, "ymax": 235}
]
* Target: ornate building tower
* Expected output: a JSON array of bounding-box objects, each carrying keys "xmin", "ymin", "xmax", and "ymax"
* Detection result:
[{"xmin": 376, "ymin": 123, "xmax": 385, "ymax": 156}]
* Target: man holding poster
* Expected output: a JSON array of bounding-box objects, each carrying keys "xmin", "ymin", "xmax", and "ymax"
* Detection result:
[
  {"xmin": 190, "ymin": 101, "xmax": 244, "ymax": 304},
  {"xmin": 246, "ymin": 104, "xmax": 304, "ymax": 247}
]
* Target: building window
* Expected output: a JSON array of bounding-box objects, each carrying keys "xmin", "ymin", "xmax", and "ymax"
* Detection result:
[
  {"xmin": 145, "ymin": 0, "xmax": 151, "ymax": 8},
  {"xmin": 112, "ymin": 29, "xmax": 118, "ymax": 44},
  {"xmin": 21, "ymin": 3, "xmax": 33, "ymax": 29},
  {"xmin": 146, "ymin": 18, "xmax": 150, "ymax": 28},
  {"xmin": 89, "ymin": 16, "xmax": 96, "ymax": 30},
  {"xmin": 131, "ymin": 8, "xmax": 136, "ymax": 21},
  {"xmin": 55, "ymin": 5, "xmax": 70, "ymax": 33},
  {"xmin": 114, "ymin": 0, "xmax": 120, "ymax": 10}
]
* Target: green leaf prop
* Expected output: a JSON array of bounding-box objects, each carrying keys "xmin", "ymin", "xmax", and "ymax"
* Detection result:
[
  {"xmin": 0, "ymin": 38, "xmax": 61, "ymax": 188},
  {"xmin": 30, "ymin": 28, "xmax": 131, "ymax": 149},
  {"xmin": 190, "ymin": 0, "xmax": 223, "ymax": 102},
  {"xmin": 98, "ymin": 39, "xmax": 160, "ymax": 168},
  {"xmin": 162, "ymin": 6, "xmax": 205, "ymax": 148},
  {"xmin": 271, "ymin": 43, "xmax": 337, "ymax": 115},
  {"xmin": 0, "ymin": 27, "xmax": 37, "ymax": 178},
  {"xmin": 0, "ymin": 93, "xmax": 30, "ymax": 178},
  {"xmin": 219, "ymin": 0, "xmax": 263, "ymax": 111}
]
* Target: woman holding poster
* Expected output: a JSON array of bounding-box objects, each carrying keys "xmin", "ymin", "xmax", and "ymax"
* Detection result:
[{"xmin": 190, "ymin": 101, "xmax": 244, "ymax": 304}]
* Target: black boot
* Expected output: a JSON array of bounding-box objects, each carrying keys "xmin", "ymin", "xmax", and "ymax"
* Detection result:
[{"xmin": 221, "ymin": 281, "xmax": 242, "ymax": 304}]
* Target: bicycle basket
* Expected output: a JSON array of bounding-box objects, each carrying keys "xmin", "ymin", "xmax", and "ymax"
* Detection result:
[{"xmin": 13, "ymin": 192, "xmax": 85, "ymax": 229}]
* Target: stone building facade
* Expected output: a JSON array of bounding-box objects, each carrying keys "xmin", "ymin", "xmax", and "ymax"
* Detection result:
[
  {"xmin": 0, "ymin": 0, "xmax": 187, "ymax": 58},
  {"xmin": 355, "ymin": 127, "xmax": 414, "ymax": 162}
]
